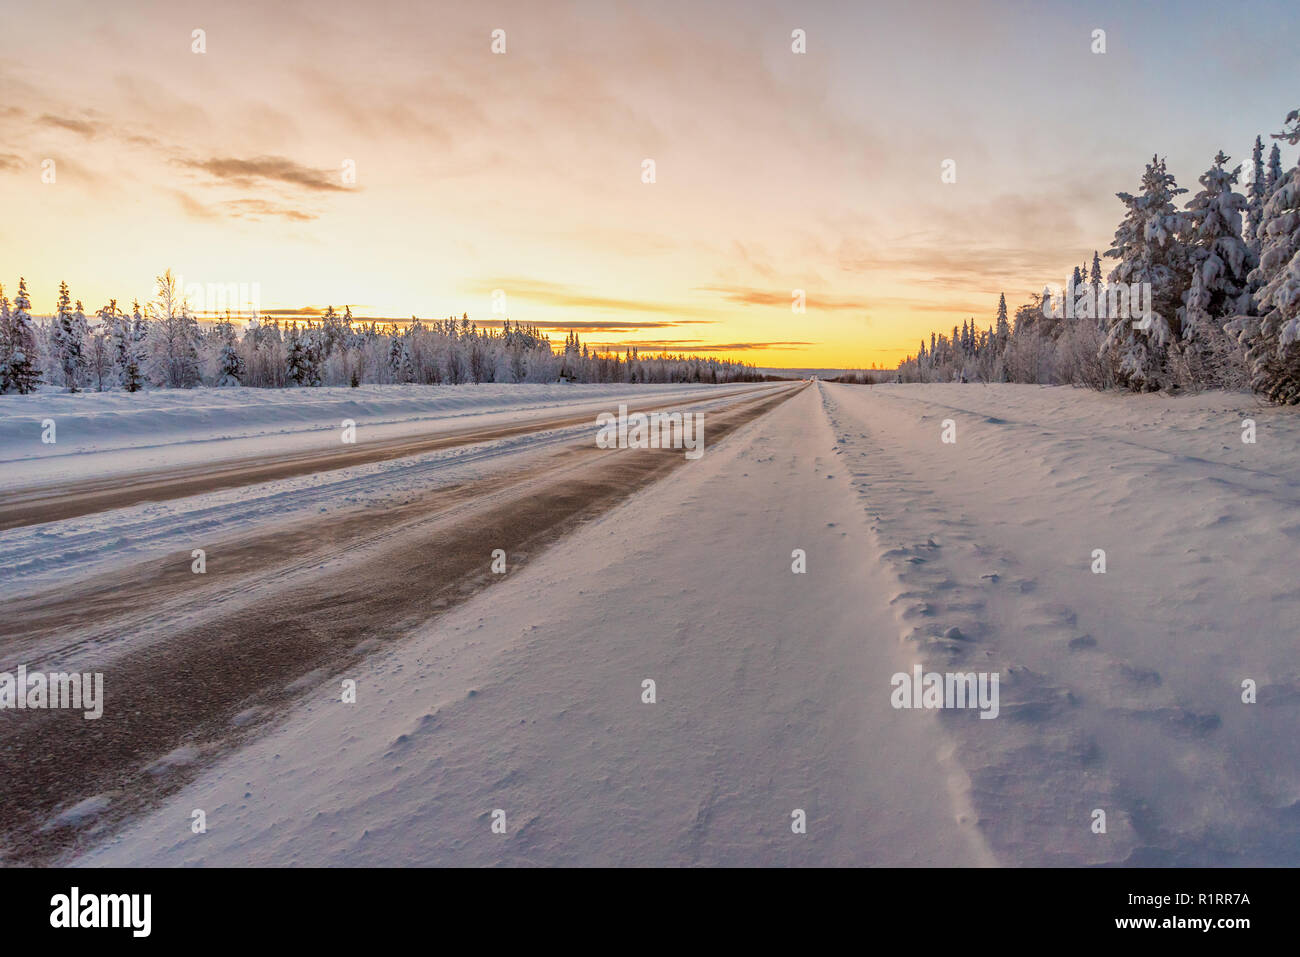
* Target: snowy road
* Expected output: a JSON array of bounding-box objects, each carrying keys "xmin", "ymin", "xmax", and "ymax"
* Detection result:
[
  {"xmin": 4, "ymin": 381, "xmax": 1297, "ymax": 866},
  {"xmin": 0, "ymin": 384, "xmax": 797, "ymax": 863}
]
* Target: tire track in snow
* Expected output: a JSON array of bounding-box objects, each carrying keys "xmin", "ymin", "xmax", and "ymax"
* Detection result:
[{"xmin": 0, "ymin": 386, "xmax": 801, "ymax": 865}]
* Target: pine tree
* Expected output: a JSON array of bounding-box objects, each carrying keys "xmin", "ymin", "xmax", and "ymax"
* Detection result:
[
  {"xmin": 386, "ymin": 334, "xmax": 413, "ymax": 383},
  {"xmin": 94, "ymin": 300, "xmax": 122, "ymax": 388},
  {"xmin": 51, "ymin": 281, "xmax": 86, "ymax": 392},
  {"xmin": 1089, "ymin": 250, "xmax": 1107, "ymax": 324},
  {"xmin": 1228, "ymin": 110, "xmax": 1300, "ymax": 402},
  {"xmin": 1245, "ymin": 135, "xmax": 1267, "ymax": 254},
  {"xmin": 1265, "ymin": 143, "xmax": 1284, "ymax": 196},
  {"xmin": 131, "ymin": 299, "xmax": 147, "ymax": 344},
  {"xmin": 1179, "ymin": 152, "xmax": 1253, "ymax": 384},
  {"xmin": 0, "ymin": 286, "xmax": 11, "ymax": 393},
  {"xmin": 285, "ymin": 326, "xmax": 315, "ymax": 386},
  {"xmin": 217, "ymin": 340, "xmax": 246, "ymax": 386},
  {"xmin": 995, "ymin": 292, "xmax": 1010, "ymax": 347},
  {"xmin": 112, "ymin": 313, "xmax": 141, "ymax": 392},
  {"xmin": 4, "ymin": 278, "xmax": 42, "ymax": 393},
  {"xmin": 1101, "ymin": 155, "xmax": 1189, "ymax": 390}
]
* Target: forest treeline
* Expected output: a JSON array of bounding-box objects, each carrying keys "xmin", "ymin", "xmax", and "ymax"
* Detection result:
[{"xmin": 0, "ymin": 271, "xmax": 760, "ymax": 393}]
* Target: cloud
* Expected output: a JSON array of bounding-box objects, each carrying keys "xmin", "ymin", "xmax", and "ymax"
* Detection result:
[
  {"xmin": 598, "ymin": 340, "xmax": 813, "ymax": 353},
  {"xmin": 472, "ymin": 278, "xmax": 691, "ymax": 316},
  {"xmin": 530, "ymin": 320, "xmax": 709, "ymax": 331},
  {"xmin": 181, "ymin": 156, "xmax": 348, "ymax": 193},
  {"xmin": 38, "ymin": 114, "xmax": 99, "ymax": 137},
  {"xmin": 260, "ymin": 307, "xmax": 328, "ymax": 317},
  {"xmin": 173, "ymin": 191, "xmax": 319, "ymax": 223},
  {"xmin": 0, "ymin": 154, "xmax": 24, "ymax": 172},
  {"xmin": 700, "ymin": 285, "xmax": 871, "ymax": 313},
  {"xmin": 171, "ymin": 189, "xmax": 216, "ymax": 220},
  {"xmin": 225, "ymin": 198, "xmax": 318, "ymax": 222}
]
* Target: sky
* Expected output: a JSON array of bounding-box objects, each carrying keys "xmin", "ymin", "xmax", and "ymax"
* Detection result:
[{"xmin": 1, "ymin": 0, "xmax": 1296, "ymax": 368}]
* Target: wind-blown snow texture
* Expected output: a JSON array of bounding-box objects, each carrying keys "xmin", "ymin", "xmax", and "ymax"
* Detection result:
[
  {"xmin": 0, "ymin": 382, "xmax": 739, "ymax": 490},
  {"xmin": 75, "ymin": 382, "xmax": 1300, "ymax": 866},
  {"xmin": 0, "ymin": 383, "xmax": 777, "ymax": 600}
]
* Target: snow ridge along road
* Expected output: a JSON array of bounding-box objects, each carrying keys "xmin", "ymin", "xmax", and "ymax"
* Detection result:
[
  {"xmin": 818, "ymin": 382, "xmax": 1300, "ymax": 865},
  {"xmin": 0, "ymin": 383, "xmax": 775, "ymax": 531}
]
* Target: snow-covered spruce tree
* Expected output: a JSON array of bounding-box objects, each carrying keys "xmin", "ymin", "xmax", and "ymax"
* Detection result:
[
  {"xmin": 51, "ymin": 282, "xmax": 86, "ymax": 392},
  {"xmin": 994, "ymin": 291, "xmax": 1010, "ymax": 367},
  {"xmin": 112, "ymin": 312, "xmax": 144, "ymax": 392},
  {"xmin": 1227, "ymin": 110, "xmax": 1300, "ymax": 403},
  {"xmin": 93, "ymin": 300, "xmax": 123, "ymax": 388},
  {"xmin": 1177, "ymin": 151, "xmax": 1253, "ymax": 388},
  {"xmin": 1245, "ymin": 136, "xmax": 1267, "ymax": 256},
  {"xmin": 145, "ymin": 270, "xmax": 201, "ymax": 388},
  {"xmin": 1265, "ymin": 143, "xmax": 1284, "ymax": 196},
  {"xmin": 1101, "ymin": 155, "xmax": 1189, "ymax": 390},
  {"xmin": 0, "ymin": 286, "xmax": 10, "ymax": 392},
  {"xmin": 217, "ymin": 339, "xmax": 245, "ymax": 386},
  {"xmin": 285, "ymin": 326, "xmax": 316, "ymax": 386},
  {"xmin": 130, "ymin": 299, "xmax": 147, "ymax": 345},
  {"xmin": 1089, "ymin": 250, "xmax": 1107, "ymax": 324},
  {"xmin": 386, "ymin": 333, "xmax": 413, "ymax": 383},
  {"xmin": 4, "ymin": 278, "xmax": 42, "ymax": 393}
]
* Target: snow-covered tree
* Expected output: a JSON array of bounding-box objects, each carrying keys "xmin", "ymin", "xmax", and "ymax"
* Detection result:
[
  {"xmin": 1179, "ymin": 152, "xmax": 1253, "ymax": 359},
  {"xmin": 1089, "ymin": 250, "xmax": 1107, "ymax": 323},
  {"xmin": 1245, "ymin": 135, "xmax": 1267, "ymax": 255},
  {"xmin": 1265, "ymin": 143, "xmax": 1284, "ymax": 196},
  {"xmin": 1228, "ymin": 111, "xmax": 1300, "ymax": 403},
  {"xmin": 1101, "ymin": 155, "xmax": 1189, "ymax": 390},
  {"xmin": 285, "ymin": 325, "xmax": 320, "ymax": 386},
  {"xmin": 0, "ymin": 287, "xmax": 11, "ymax": 393},
  {"xmin": 87, "ymin": 327, "xmax": 113, "ymax": 391},
  {"xmin": 111, "ymin": 311, "xmax": 144, "ymax": 392},
  {"xmin": 145, "ymin": 270, "xmax": 201, "ymax": 388},
  {"xmin": 217, "ymin": 339, "xmax": 245, "ymax": 386},
  {"xmin": 50, "ymin": 281, "xmax": 86, "ymax": 392},
  {"xmin": 3, "ymin": 278, "xmax": 42, "ymax": 393},
  {"xmin": 92, "ymin": 300, "xmax": 123, "ymax": 387},
  {"xmin": 386, "ymin": 332, "xmax": 414, "ymax": 384},
  {"xmin": 130, "ymin": 299, "xmax": 147, "ymax": 344}
]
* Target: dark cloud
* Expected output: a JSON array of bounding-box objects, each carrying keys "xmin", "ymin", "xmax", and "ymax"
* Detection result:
[
  {"xmin": 38, "ymin": 114, "xmax": 99, "ymax": 136},
  {"xmin": 0, "ymin": 153, "xmax": 23, "ymax": 172},
  {"xmin": 181, "ymin": 156, "xmax": 348, "ymax": 193}
]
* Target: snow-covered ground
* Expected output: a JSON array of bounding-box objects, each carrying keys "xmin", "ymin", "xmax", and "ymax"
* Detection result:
[
  {"xmin": 71, "ymin": 381, "xmax": 1300, "ymax": 866},
  {"xmin": 0, "ymin": 382, "xmax": 762, "ymax": 491},
  {"xmin": 0, "ymin": 384, "xmax": 779, "ymax": 603}
]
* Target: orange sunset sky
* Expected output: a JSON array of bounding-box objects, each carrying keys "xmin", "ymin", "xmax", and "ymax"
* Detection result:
[{"xmin": 1, "ymin": 0, "xmax": 1295, "ymax": 368}]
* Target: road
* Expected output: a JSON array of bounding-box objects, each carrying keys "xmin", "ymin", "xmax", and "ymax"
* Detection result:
[{"xmin": 5, "ymin": 380, "xmax": 1299, "ymax": 866}]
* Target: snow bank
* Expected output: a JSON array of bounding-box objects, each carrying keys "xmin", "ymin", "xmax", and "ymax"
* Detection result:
[{"xmin": 0, "ymin": 382, "xmax": 767, "ymax": 490}]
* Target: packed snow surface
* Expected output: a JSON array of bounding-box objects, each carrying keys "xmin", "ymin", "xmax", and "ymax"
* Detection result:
[{"xmin": 73, "ymin": 382, "xmax": 1300, "ymax": 866}]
